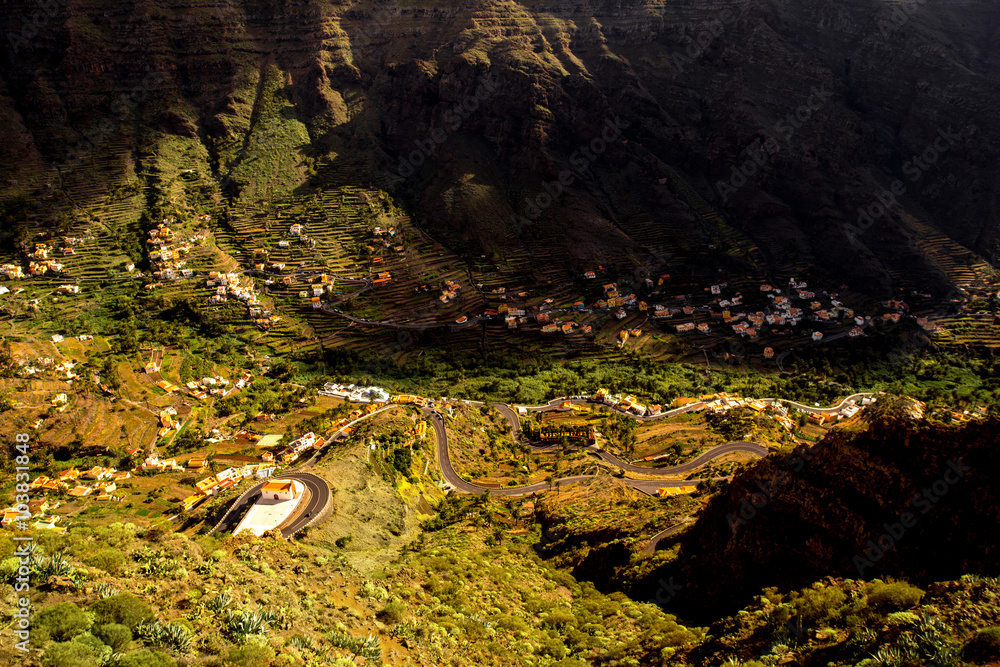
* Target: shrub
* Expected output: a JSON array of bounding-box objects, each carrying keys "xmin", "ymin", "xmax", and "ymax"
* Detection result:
[
  {"xmin": 335, "ymin": 536, "xmax": 352, "ymax": 549},
  {"xmin": 552, "ymin": 659, "xmax": 588, "ymax": 667},
  {"xmin": 496, "ymin": 615, "xmax": 529, "ymax": 632},
  {"xmin": 866, "ymin": 581, "xmax": 924, "ymax": 611},
  {"xmin": 33, "ymin": 551, "xmax": 75, "ymax": 579},
  {"xmin": 222, "ymin": 609, "xmax": 274, "ymax": 643},
  {"xmin": 94, "ymin": 583, "xmax": 122, "ymax": 599},
  {"xmin": 117, "ymin": 649, "xmax": 178, "ymax": 667},
  {"xmin": 0, "ymin": 556, "xmax": 21, "ymax": 583},
  {"xmin": 359, "ymin": 581, "xmax": 388, "ymax": 601},
  {"xmin": 199, "ymin": 633, "xmax": 227, "ymax": 655},
  {"xmin": 74, "ymin": 634, "xmax": 108, "ymax": 653},
  {"xmin": 42, "ymin": 640, "xmax": 106, "ymax": 667},
  {"xmin": 84, "ymin": 549, "xmax": 127, "ymax": 575},
  {"xmin": 544, "ymin": 608, "xmax": 577, "ymax": 628},
  {"xmin": 90, "ymin": 593, "xmax": 155, "ymax": 630},
  {"xmin": 204, "ymin": 592, "xmax": 233, "ymax": 614},
  {"xmin": 538, "ymin": 635, "xmax": 569, "ymax": 659},
  {"xmin": 225, "ymin": 637, "xmax": 276, "ymax": 667},
  {"xmin": 391, "ymin": 447, "xmax": 411, "ymax": 473},
  {"xmin": 95, "ymin": 623, "xmax": 133, "ymax": 651},
  {"xmin": 377, "ymin": 600, "xmax": 406, "ymax": 624},
  {"xmin": 963, "ymin": 627, "xmax": 1000, "ymax": 664},
  {"xmin": 36, "ymin": 602, "xmax": 92, "ymax": 641},
  {"xmin": 791, "ymin": 585, "xmax": 847, "ymax": 625}
]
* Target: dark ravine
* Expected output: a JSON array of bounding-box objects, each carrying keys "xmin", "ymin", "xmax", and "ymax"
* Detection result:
[{"xmin": 1, "ymin": 0, "xmax": 999, "ymax": 295}]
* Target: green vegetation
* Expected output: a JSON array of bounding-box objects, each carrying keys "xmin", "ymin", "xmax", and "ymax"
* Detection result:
[
  {"xmin": 90, "ymin": 593, "xmax": 155, "ymax": 629},
  {"xmin": 314, "ymin": 341, "xmax": 1000, "ymax": 414},
  {"xmin": 690, "ymin": 576, "xmax": 994, "ymax": 667},
  {"xmin": 866, "ymin": 580, "xmax": 925, "ymax": 611},
  {"xmin": 35, "ymin": 602, "xmax": 92, "ymax": 642},
  {"xmin": 41, "ymin": 638, "xmax": 111, "ymax": 667}
]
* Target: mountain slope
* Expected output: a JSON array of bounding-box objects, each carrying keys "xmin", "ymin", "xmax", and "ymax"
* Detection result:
[{"xmin": 1, "ymin": 0, "xmax": 999, "ymax": 295}]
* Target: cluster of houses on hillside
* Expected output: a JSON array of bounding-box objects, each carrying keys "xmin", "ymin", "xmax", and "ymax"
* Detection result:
[
  {"xmin": 1, "ymin": 263, "xmax": 25, "ymax": 279},
  {"xmin": 180, "ymin": 372, "xmax": 253, "ymax": 401},
  {"xmin": 367, "ymin": 225, "xmax": 403, "ymax": 261},
  {"xmin": 201, "ymin": 269, "xmax": 283, "ymax": 328},
  {"xmin": 299, "ymin": 274, "xmax": 337, "ymax": 309},
  {"xmin": 438, "ymin": 279, "xmax": 461, "ymax": 304},
  {"xmin": 9, "ymin": 354, "xmax": 81, "ymax": 380},
  {"xmin": 540, "ymin": 319, "xmax": 586, "ymax": 335},
  {"xmin": 273, "ymin": 432, "xmax": 323, "ymax": 464},
  {"xmin": 593, "ymin": 389, "xmax": 659, "ymax": 417},
  {"xmin": 472, "ymin": 273, "xmax": 944, "ymax": 352},
  {"xmin": 661, "ymin": 278, "xmax": 863, "ymax": 341},
  {"xmin": 135, "ymin": 454, "xmax": 186, "ymax": 473},
  {"xmin": 0, "ymin": 236, "xmax": 84, "ymax": 279},
  {"xmin": 146, "ymin": 219, "xmax": 208, "ymax": 283},
  {"xmin": 28, "ymin": 465, "xmax": 131, "ymax": 502},
  {"xmin": 205, "ymin": 270, "xmax": 259, "ymax": 306},
  {"xmin": 691, "ymin": 392, "xmax": 874, "ymax": 429},
  {"xmin": 277, "ymin": 222, "xmax": 316, "ymax": 249},
  {"xmin": 186, "ymin": 462, "xmax": 277, "ymax": 509},
  {"xmin": 591, "ymin": 282, "xmax": 638, "ymax": 310},
  {"xmin": 28, "ymin": 239, "xmax": 71, "ymax": 275},
  {"xmin": 260, "ymin": 394, "xmax": 427, "ymax": 467},
  {"xmin": 1, "ymin": 498, "xmax": 66, "ymax": 534}
]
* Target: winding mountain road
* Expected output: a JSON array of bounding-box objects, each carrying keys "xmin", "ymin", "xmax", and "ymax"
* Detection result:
[
  {"xmin": 425, "ymin": 406, "xmax": 764, "ymax": 498},
  {"xmin": 434, "ymin": 392, "xmax": 872, "ymax": 497},
  {"xmin": 642, "ymin": 521, "xmax": 693, "ymax": 555},
  {"xmin": 212, "ymin": 392, "xmax": 872, "ymax": 535}
]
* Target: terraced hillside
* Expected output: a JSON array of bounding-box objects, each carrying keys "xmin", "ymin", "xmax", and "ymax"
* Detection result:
[{"xmin": 1, "ymin": 0, "xmax": 999, "ymax": 303}]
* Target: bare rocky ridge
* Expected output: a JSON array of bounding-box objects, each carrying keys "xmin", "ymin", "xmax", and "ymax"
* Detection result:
[{"xmin": 1, "ymin": 0, "xmax": 998, "ymax": 294}]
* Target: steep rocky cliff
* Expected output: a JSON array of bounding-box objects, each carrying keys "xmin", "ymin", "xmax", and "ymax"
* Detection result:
[{"xmin": 2, "ymin": 0, "xmax": 999, "ymax": 293}]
